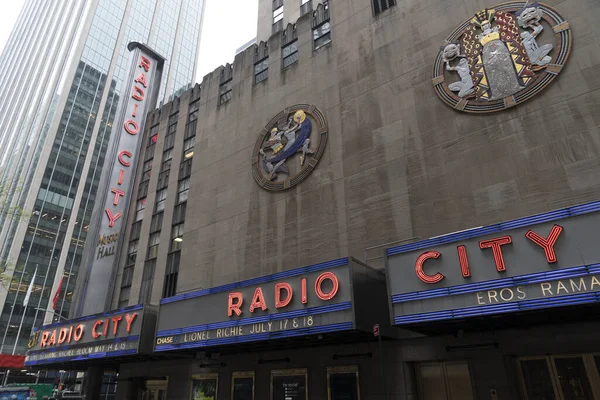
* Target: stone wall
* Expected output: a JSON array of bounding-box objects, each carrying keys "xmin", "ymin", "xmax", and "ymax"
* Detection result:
[{"xmin": 143, "ymin": 0, "xmax": 600, "ymax": 296}]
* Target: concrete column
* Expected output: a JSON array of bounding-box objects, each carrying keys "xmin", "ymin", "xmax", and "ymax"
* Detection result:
[{"xmin": 83, "ymin": 367, "xmax": 104, "ymax": 400}]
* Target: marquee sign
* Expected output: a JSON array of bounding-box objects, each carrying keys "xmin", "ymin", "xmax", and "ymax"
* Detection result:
[
  {"xmin": 386, "ymin": 201, "xmax": 600, "ymax": 325},
  {"xmin": 154, "ymin": 258, "xmax": 390, "ymax": 351},
  {"xmin": 75, "ymin": 42, "xmax": 164, "ymax": 316},
  {"xmin": 24, "ymin": 305, "xmax": 156, "ymax": 366}
]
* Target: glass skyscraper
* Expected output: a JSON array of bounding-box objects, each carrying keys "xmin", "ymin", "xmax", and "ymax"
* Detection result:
[{"xmin": 0, "ymin": 0, "xmax": 205, "ymax": 355}]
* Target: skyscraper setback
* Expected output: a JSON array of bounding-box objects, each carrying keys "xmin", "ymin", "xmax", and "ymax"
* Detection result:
[{"xmin": 0, "ymin": 0, "xmax": 205, "ymax": 355}]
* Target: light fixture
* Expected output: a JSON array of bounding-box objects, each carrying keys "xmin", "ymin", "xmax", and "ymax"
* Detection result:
[
  {"xmin": 258, "ymin": 357, "xmax": 291, "ymax": 365},
  {"xmin": 332, "ymin": 352, "xmax": 372, "ymax": 360},
  {"xmin": 42, "ymin": 213, "xmax": 48, "ymax": 217},
  {"xmin": 174, "ymin": 237, "xmax": 183, "ymax": 243},
  {"xmin": 446, "ymin": 342, "xmax": 499, "ymax": 352},
  {"xmin": 185, "ymin": 151, "xmax": 194, "ymax": 159}
]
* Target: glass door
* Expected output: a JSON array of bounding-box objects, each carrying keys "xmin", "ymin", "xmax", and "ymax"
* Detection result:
[
  {"xmin": 518, "ymin": 355, "xmax": 600, "ymax": 400},
  {"xmin": 143, "ymin": 379, "xmax": 168, "ymax": 400},
  {"xmin": 416, "ymin": 361, "xmax": 474, "ymax": 400}
]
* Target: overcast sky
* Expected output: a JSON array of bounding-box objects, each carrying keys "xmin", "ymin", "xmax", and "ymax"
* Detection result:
[{"xmin": 0, "ymin": 0, "xmax": 258, "ymax": 83}]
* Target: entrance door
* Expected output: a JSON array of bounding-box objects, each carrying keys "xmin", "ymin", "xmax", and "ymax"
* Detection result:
[
  {"xmin": 416, "ymin": 361, "xmax": 475, "ymax": 400},
  {"xmin": 518, "ymin": 355, "xmax": 600, "ymax": 400},
  {"xmin": 142, "ymin": 379, "xmax": 168, "ymax": 400}
]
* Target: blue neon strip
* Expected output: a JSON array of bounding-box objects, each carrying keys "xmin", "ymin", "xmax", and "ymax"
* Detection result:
[
  {"xmin": 386, "ymin": 200, "xmax": 600, "ymax": 256},
  {"xmin": 161, "ymin": 258, "xmax": 349, "ymax": 304},
  {"xmin": 33, "ymin": 304, "xmax": 144, "ymax": 332},
  {"xmin": 156, "ymin": 302, "xmax": 352, "ymax": 337},
  {"xmin": 154, "ymin": 322, "xmax": 354, "ymax": 351},
  {"xmin": 23, "ymin": 348, "xmax": 139, "ymax": 366},
  {"xmin": 393, "ymin": 291, "xmax": 600, "ymax": 325},
  {"xmin": 26, "ymin": 335, "xmax": 140, "ymax": 356},
  {"xmin": 391, "ymin": 264, "xmax": 600, "ymax": 303}
]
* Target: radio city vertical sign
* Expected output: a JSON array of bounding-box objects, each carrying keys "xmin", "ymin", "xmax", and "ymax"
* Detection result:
[
  {"xmin": 385, "ymin": 202, "xmax": 600, "ymax": 325},
  {"xmin": 75, "ymin": 43, "xmax": 164, "ymax": 317}
]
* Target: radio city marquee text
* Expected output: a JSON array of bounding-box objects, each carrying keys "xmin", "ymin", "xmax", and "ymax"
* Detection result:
[
  {"xmin": 157, "ymin": 272, "xmax": 341, "ymax": 345},
  {"xmin": 35, "ymin": 312, "xmax": 137, "ymax": 348},
  {"xmin": 26, "ymin": 341, "xmax": 137, "ymax": 363},
  {"xmin": 414, "ymin": 224, "xmax": 563, "ymax": 284},
  {"xmin": 97, "ymin": 55, "xmax": 153, "ymax": 260},
  {"xmin": 409, "ymin": 224, "xmax": 600, "ymax": 305}
]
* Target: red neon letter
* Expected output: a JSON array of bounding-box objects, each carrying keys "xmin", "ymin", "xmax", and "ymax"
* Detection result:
[
  {"xmin": 301, "ymin": 278, "xmax": 308, "ymax": 304},
  {"xmin": 415, "ymin": 251, "xmax": 444, "ymax": 284},
  {"xmin": 457, "ymin": 245, "xmax": 470, "ymax": 278},
  {"xmin": 58, "ymin": 328, "xmax": 68, "ymax": 344},
  {"xmin": 139, "ymin": 56, "xmax": 151, "ymax": 72},
  {"xmin": 111, "ymin": 188, "xmax": 125, "ymax": 206},
  {"xmin": 73, "ymin": 324, "xmax": 84, "ymax": 341},
  {"xmin": 275, "ymin": 282, "xmax": 293, "ymax": 308},
  {"xmin": 124, "ymin": 120, "xmax": 139, "ymax": 135},
  {"xmin": 112, "ymin": 316, "xmax": 122, "ymax": 336},
  {"xmin": 118, "ymin": 150, "xmax": 132, "ymax": 166},
  {"xmin": 249, "ymin": 287, "xmax": 268, "ymax": 312},
  {"xmin": 315, "ymin": 272, "xmax": 339, "ymax": 301},
  {"xmin": 228, "ymin": 292, "xmax": 243, "ymax": 317},
  {"xmin": 103, "ymin": 319, "xmax": 109, "ymax": 337},
  {"xmin": 40, "ymin": 332, "xmax": 49, "ymax": 347},
  {"xmin": 525, "ymin": 224, "xmax": 563, "ymax": 263},
  {"xmin": 132, "ymin": 86, "xmax": 145, "ymax": 101},
  {"xmin": 135, "ymin": 72, "xmax": 148, "ymax": 88},
  {"xmin": 125, "ymin": 313, "xmax": 137, "ymax": 333},
  {"xmin": 479, "ymin": 236, "xmax": 512, "ymax": 272},
  {"xmin": 92, "ymin": 320, "xmax": 103, "ymax": 338},
  {"xmin": 105, "ymin": 209, "xmax": 122, "ymax": 227},
  {"xmin": 118, "ymin": 170, "xmax": 125, "ymax": 185},
  {"xmin": 48, "ymin": 330, "xmax": 56, "ymax": 346}
]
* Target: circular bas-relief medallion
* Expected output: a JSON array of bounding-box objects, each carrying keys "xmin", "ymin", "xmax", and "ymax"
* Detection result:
[
  {"xmin": 252, "ymin": 105, "xmax": 328, "ymax": 191},
  {"xmin": 432, "ymin": 1, "xmax": 572, "ymax": 113}
]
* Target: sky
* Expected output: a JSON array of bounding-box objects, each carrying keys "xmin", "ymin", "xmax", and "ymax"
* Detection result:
[{"xmin": 0, "ymin": 0, "xmax": 258, "ymax": 83}]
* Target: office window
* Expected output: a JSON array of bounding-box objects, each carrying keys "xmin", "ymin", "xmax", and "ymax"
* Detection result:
[
  {"xmin": 313, "ymin": 21, "xmax": 331, "ymax": 50},
  {"xmin": 126, "ymin": 240, "xmax": 138, "ymax": 266},
  {"xmin": 121, "ymin": 265, "xmax": 134, "ymax": 288},
  {"xmin": 135, "ymin": 199, "xmax": 146, "ymax": 222},
  {"xmin": 301, "ymin": 0, "xmax": 312, "ymax": 15},
  {"xmin": 138, "ymin": 180, "xmax": 149, "ymax": 199},
  {"xmin": 142, "ymin": 159, "xmax": 153, "ymax": 182},
  {"xmin": 147, "ymin": 233, "xmax": 160, "ymax": 260},
  {"xmin": 139, "ymin": 260, "xmax": 156, "ymax": 304},
  {"xmin": 171, "ymin": 223, "xmax": 184, "ymax": 252},
  {"xmin": 180, "ymin": 158, "xmax": 193, "ymax": 179},
  {"xmin": 178, "ymin": 178, "xmax": 190, "ymax": 203},
  {"xmin": 219, "ymin": 79, "xmax": 232, "ymax": 105},
  {"xmin": 254, "ymin": 57, "xmax": 269, "ymax": 84},
  {"xmin": 148, "ymin": 124, "xmax": 159, "ymax": 146},
  {"xmin": 173, "ymin": 202, "xmax": 187, "ymax": 224},
  {"xmin": 130, "ymin": 222, "xmax": 142, "ymax": 241},
  {"xmin": 163, "ymin": 252, "xmax": 180, "ymax": 298},
  {"xmin": 164, "ymin": 132, "xmax": 175, "ymax": 150},
  {"xmin": 157, "ymin": 170, "xmax": 170, "ymax": 190},
  {"xmin": 273, "ymin": 5, "xmax": 283, "ymax": 23},
  {"xmin": 162, "ymin": 148, "xmax": 173, "ymax": 172},
  {"xmin": 150, "ymin": 212, "xmax": 163, "ymax": 233},
  {"xmin": 373, "ymin": 0, "xmax": 396, "ymax": 15},
  {"xmin": 282, "ymin": 41, "xmax": 298, "ymax": 68},
  {"xmin": 155, "ymin": 189, "xmax": 167, "ymax": 212}
]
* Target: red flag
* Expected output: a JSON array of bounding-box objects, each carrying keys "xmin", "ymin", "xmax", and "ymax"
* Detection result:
[{"xmin": 52, "ymin": 277, "xmax": 64, "ymax": 310}]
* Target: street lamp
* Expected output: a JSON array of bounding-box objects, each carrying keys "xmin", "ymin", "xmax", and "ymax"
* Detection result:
[{"xmin": 34, "ymin": 307, "xmax": 68, "ymax": 321}]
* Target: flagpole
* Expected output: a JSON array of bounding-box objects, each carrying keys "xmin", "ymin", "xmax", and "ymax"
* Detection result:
[{"xmin": 12, "ymin": 266, "xmax": 37, "ymax": 355}]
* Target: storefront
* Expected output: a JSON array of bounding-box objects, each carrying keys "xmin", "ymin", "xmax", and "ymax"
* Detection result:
[
  {"xmin": 116, "ymin": 257, "xmax": 394, "ymax": 400},
  {"xmin": 386, "ymin": 200, "xmax": 600, "ymax": 400}
]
